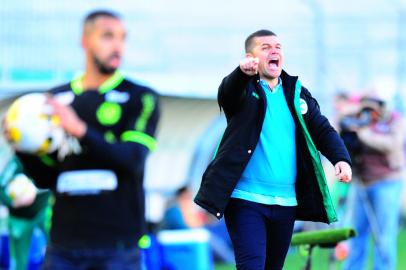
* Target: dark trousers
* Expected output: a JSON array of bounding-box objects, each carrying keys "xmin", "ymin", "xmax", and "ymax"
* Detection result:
[
  {"xmin": 224, "ymin": 198, "xmax": 296, "ymax": 270},
  {"xmin": 42, "ymin": 244, "xmax": 142, "ymax": 270}
]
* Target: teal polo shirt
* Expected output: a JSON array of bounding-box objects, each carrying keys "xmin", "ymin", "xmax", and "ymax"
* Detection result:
[{"xmin": 231, "ymin": 79, "xmax": 297, "ymax": 206}]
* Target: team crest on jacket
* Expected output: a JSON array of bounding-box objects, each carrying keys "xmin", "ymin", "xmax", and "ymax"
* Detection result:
[{"xmin": 299, "ymin": 98, "xmax": 308, "ymax": 114}]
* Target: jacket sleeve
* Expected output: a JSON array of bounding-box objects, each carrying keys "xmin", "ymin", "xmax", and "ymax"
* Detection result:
[
  {"xmin": 218, "ymin": 66, "xmax": 253, "ymax": 117},
  {"xmin": 79, "ymin": 92, "xmax": 160, "ymax": 174},
  {"xmin": 302, "ymin": 88, "xmax": 352, "ymax": 166},
  {"xmin": 15, "ymin": 153, "xmax": 59, "ymax": 189}
]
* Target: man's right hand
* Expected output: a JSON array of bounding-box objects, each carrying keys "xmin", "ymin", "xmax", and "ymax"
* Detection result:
[
  {"xmin": 239, "ymin": 57, "xmax": 259, "ymax": 76},
  {"xmin": 47, "ymin": 97, "xmax": 87, "ymax": 139}
]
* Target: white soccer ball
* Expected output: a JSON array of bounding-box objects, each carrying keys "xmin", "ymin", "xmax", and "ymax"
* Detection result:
[{"xmin": 4, "ymin": 93, "xmax": 65, "ymax": 154}]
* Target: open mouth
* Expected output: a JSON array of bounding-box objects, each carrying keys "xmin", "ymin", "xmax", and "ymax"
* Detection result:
[{"xmin": 268, "ymin": 58, "xmax": 279, "ymax": 69}]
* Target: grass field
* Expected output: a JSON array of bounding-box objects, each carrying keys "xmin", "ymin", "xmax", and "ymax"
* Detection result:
[{"xmin": 215, "ymin": 228, "xmax": 406, "ymax": 270}]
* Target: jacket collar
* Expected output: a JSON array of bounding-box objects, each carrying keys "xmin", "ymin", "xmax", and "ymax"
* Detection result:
[
  {"xmin": 70, "ymin": 70, "xmax": 125, "ymax": 95},
  {"xmin": 251, "ymin": 70, "xmax": 298, "ymax": 105},
  {"xmin": 280, "ymin": 70, "xmax": 298, "ymax": 96}
]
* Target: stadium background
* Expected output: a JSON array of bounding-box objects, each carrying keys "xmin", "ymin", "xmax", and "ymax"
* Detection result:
[{"xmin": 1, "ymin": 0, "xmax": 406, "ymax": 269}]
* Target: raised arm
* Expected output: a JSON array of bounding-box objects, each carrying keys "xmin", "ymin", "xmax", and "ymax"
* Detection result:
[{"xmin": 218, "ymin": 57, "xmax": 258, "ymax": 117}]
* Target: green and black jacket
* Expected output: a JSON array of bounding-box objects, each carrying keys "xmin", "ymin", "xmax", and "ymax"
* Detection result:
[
  {"xmin": 17, "ymin": 71, "xmax": 160, "ymax": 249},
  {"xmin": 194, "ymin": 67, "xmax": 351, "ymax": 224}
]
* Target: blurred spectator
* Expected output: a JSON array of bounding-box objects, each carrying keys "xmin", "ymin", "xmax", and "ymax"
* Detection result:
[
  {"xmin": 0, "ymin": 156, "xmax": 51, "ymax": 270},
  {"xmin": 333, "ymin": 92, "xmax": 362, "ymax": 129},
  {"xmin": 341, "ymin": 94, "xmax": 405, "ymax": 270},
  {"xmin": 162, "ymin": 186, "xmax": 234, "ymax": 263},
  {"xmin": 162, "ymin": 186, "xmax": 206, "ymax": 230}
]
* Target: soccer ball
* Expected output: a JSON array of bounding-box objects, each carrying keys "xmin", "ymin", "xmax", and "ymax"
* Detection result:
[{"xmin": 4, "ymin": 93, "xmax": 65, "ymax": 154}]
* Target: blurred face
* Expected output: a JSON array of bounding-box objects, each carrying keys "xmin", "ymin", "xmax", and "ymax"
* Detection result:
[
  {"xmin": 247, "ymin": 35, "xmax": 283, "ymax": 81},
  {"xmin": 82, "ymin": 16, "xmax": 126, "ymax": 74}
]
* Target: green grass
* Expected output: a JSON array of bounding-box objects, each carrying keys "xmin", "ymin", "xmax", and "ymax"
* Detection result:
[{"xmin": 215, "ymin": 228, "xmax": 406, "ymax": 270}]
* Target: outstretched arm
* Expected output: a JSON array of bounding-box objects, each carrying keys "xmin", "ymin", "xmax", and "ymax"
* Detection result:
[{"xmin": 218, "ymin": 57, "xmax": 258, "ymax": 117}]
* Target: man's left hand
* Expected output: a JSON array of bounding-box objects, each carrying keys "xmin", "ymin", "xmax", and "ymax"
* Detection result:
[{"xmin": 334, "ymin": 161, "xmax": 352, "ymax": 183}]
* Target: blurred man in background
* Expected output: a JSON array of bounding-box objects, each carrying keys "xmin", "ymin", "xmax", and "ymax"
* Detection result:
[
  {"xmin": 341, "ymin": 94, "xmax": 404, "ymax": 270},
  {"xmin": 162, "ymin": 186, "xmax": 207, "ymax": 230},
  {"xmin": 5, "ymin": 10, "xmax": 160, "ymax": 270},
  {"xmin": 194, "ymin": 29, "xmax": 352, "ymax": 270},
  {"xmin": 162, "ymin": 186, "xmax": 235, "ymax": 264}
]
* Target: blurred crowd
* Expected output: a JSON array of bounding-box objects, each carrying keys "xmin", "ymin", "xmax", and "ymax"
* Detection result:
[{"xmin": 333, "ymin": 90, "xmax": 405, "ymax": 270}]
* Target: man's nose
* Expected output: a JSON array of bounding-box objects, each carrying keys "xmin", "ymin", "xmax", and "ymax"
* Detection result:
[{"xmin": 113, "ymin": 38, "xmax": 124, "ymax": 52}]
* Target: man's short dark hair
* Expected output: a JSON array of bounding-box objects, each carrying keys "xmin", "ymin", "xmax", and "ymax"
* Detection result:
[
  {"xmin": 175, "ymin": 186, "xmax": 189, "ymax": 197},
  {"xmin": 245, "ymin": 29, "xmax": 277, "ymax": 52},
  {"xmin": 83, "ymin": 10, "xmax": 121, "ymax": 33}
]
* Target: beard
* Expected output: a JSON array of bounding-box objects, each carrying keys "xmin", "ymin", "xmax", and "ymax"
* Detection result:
[{"xmin": 93, "ymin": 55, "xmax": 118, "ymax": 75}]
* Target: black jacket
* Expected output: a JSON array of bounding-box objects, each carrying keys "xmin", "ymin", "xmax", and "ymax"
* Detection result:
[{"xmin": 194, "ymin": 67, "xmax": 351, "ymax": 223}]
